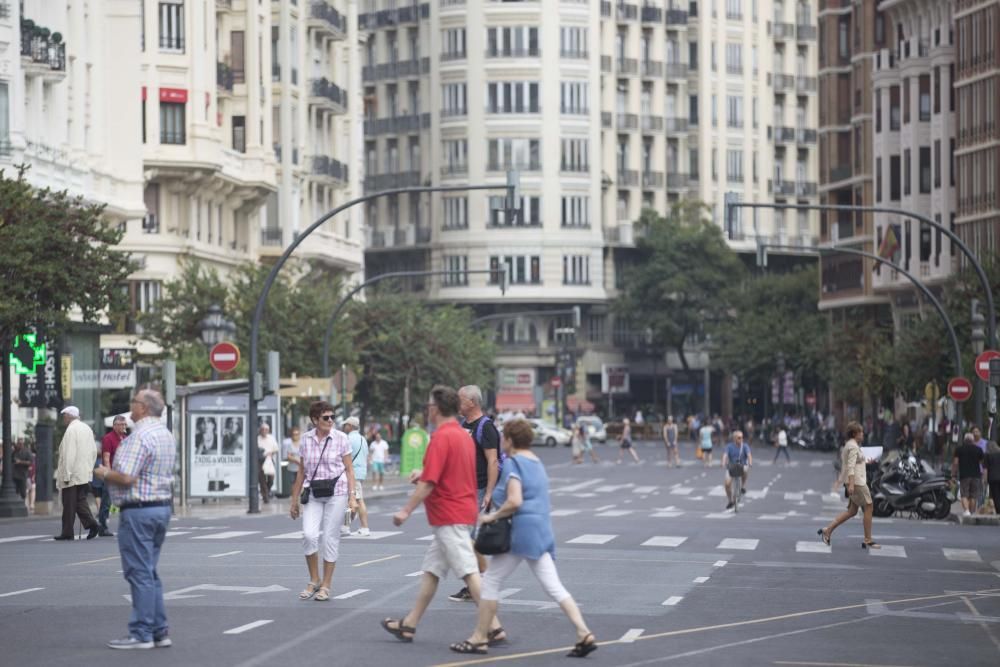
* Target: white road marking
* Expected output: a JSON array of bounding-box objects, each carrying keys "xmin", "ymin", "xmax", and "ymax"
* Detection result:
[
  {"xmin": 209, "ymin": 551, "xmax": 243, "ymax": 558},
  {"xmin": 641, "ymin": 536, "xmax": 687, "ymax": 548},
  {"xmin": 670, "ymin": 487, "xmax": 694, "ymax": 495},
  {"xmin": 796, "ymin": 541, "xmax": 832, "ymax": 554},
  {"xmin": 619, "ymin": 628, "xmax": 645, "ymax": 643},
  {"xmin": 714, "ymin": 560, "xmax": 728, "ymax": 567},
  {"xmin": 0, "ymin": 535, "xmax": 48, "ymax": 544},
  {"xmin": 758, "ymin": 514, "xmax": 787, "ymax": 521},
  {"xmin": 594, "ymin": 504, "xmax": 617, "ymax": 512},
  {"xmin": 717, "ymin": 538, "xmax": 759, "ymax": 551},
  {"xmin": 566, "ymin": 534, "xmax": 617, "ymax": 545},
  {"xmin": 708, "ymin": 486, "xmax": 728, "ymax": 497},
  {"xmin": 651, "ymin": 511, "xmax": 684, "ymax": 518},
  {"xmin": 744, "ymin": 490, "xmax": 768, "ymax": 499},
  {"xmin": 223, "ymin": 620, "xmax": 273, "ymax": 635},
  {"xmin": 192, "ymin": 531, "xmax": 261, "ymax": 540},
  {"xmin": 0, "ymin": 587, "xmax": 44, "ymax": 598},
  {"xmin": 693, "ymin": 576, "xmax": 710, "ymax": 583},
  {"xmin": 810, "ymin": 461, "xmax": 827, "ymax": 467},
  {"xmin": 405, "ymin": 571, "xmax": 423, "ymax": 577},
  {"xmin": 416, "ymin": 534, "xmax": 434, "ymax": 541},
  {"xmin": 662, "ymin": 596, "xmax": 683, "ymax": 606},
  {"xmin": 353, "ymin": 555, "xmax": 400, "ymax": 567},
  {"xmin": 869, "ymin": 545, "xmax": 907, "ymax": 558},
  {"xmin": 595, "ymin": 510, "xmax": 633, "ymax": 517},
  {"xmin": 165, "ymin": 531, "xmax": 192, "ymax": 538},
  {"xmin": 497, "ymin": 588, "xmax": 522, "ymax": 599},
  {"xmin": 632, "ymin": 486, "xmax": 657, "ymax": 494},
  {"xmin": 550, "ymin": 509, "xmax": 581, "ymax": 517},
  {"xmin": 943, "ymin": 548, "xmax": 982, "ymax": 562},
  {"xmin": 333, "ymin": 588, "xmax": 369, "ymax": 600},
  {"xmin": 266, "ymin": 531, "xmax": 303, "ymax": 539},
  {"xmin": 784, "ymin": 493, "xmax": 804, "ymax": 501},
  {"xmin": 705, "ymin": 512, "xmax": 734, "ymax": 519},
  {"xmin": 343, "ymin": 531, "xmax": 402, "ymax": 540}
]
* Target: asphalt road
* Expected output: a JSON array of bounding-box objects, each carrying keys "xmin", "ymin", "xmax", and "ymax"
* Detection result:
[{"xmin": 2, "ymin": 439, "xmax": 999, "ymax": 667}]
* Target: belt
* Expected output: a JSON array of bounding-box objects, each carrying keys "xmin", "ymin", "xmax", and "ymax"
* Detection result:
[{"xmin": 119, "ymin": 499, "xmax": 171, "ymax": 511}]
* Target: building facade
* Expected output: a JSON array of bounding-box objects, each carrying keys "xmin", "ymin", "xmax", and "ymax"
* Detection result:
[{"xmin": 359, "ymin": 0, "xmax": 821, "ymax": 417}]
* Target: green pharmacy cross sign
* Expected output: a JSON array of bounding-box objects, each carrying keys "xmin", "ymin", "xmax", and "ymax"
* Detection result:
[{"xmin": 9, "ymin": 333, "xmax": 46, "ymax": 375}]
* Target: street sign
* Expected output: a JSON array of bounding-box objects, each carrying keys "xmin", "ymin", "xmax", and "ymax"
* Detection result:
[
  {"xmin": 9, "ymin": 333, "xmax": 46, "ymax": 375},
  {"xmin": 209, "ymin": 342, "xmax": 241, "ymax": 373},
  {"xmin": 332, "ymin": 366, "xmax": 358, "ymax": 392},
  {"xmin": 974, "ymin": 350, "xmax": 1000, "ymax": 381},
  {"xmin": 947, "ymin": 377, "xmax": 973, "ymax": 402},
  {"xmin": 551, "ymin": 376, "xmax": 562, "ymax": 388}
]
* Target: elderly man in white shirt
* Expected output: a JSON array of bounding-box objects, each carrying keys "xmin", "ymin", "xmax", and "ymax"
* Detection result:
[
  {"xmin": 55, "ymin": 406, "xmax": 100, "ymax": 540},
  {"xmin": 258, "ymin": 423, "xmax": 280, "ymax": 504}
]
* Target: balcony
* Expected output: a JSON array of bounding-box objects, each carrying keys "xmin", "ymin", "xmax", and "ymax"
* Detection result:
[
  {"xmin": 606, "ymin": 222, "xmax": 635, "ymax": 246},
  {"xmin": 363, "ymin": 113, "xmax": 431, "ymax": 136},
  {"xmin": 19, "ymin": 19, "xmax": 67, "ymax": 75},
  {"xmin": 665, "ymin": 117, "xmax": 689, "ymax": 132},
  {"xmin": 601, "ymin": 111, "xmax": 613, "ymax": 128},
  {"xmin": 796, "ymin": 76, "xmax": 818, "ymax": 93},
  {"xmin": 487, "ymin": 160, "xmax": 542, "ymax": 173},
  {"xmin": 665, "ymin": 8, "xmax": 689, "ymax": 26},
  {"xmin": 641, "ymin": 4, "xmax": 662, "ymax": 22},
  {"xmin": 828, "ymin": 165, "xmax": 852, "ymax": 183},
  {"xmin": 616, "ymin": 2, "xmax": 638, "ymax": 21},
  {"xmin": 617, "ymin": 113, "xmax": 638, "ymax": 130},
  {"xmin": 768, "ymin": 180, "xmax": 817, "ymax": 197},
  {"xmin": 771, "ymin": 72, "xmax": 795, "ymax": 92},
  {"xmin": 796, "ymin": 181, "xmax": 818, "ymax": 196},
  {"xmin": 358, "ymin": 2, "xmax": 428, "ymax": 30},
  {"xmin": 217, "ymin": 62, "xmax": 234, "ymax": 92},
  {"xmin": 560, "ymin": 49, "xmax": 589, "ymax": 60},
  {"xmin": 363, "ymin": 171, "xmax": 421, "ymax": 192},
  {"xmin": 441, "ymin": 163, "xmax": 468, "ymax": 178},
  {"xmin": 308, "ymin": 2, "xmax": 347, "ymax": 38},
  {"xmin": 601, "ymin": 55, "xmax": 612, "ymax": 73},
  {"xmin": 641, "ymin": 59, "xmax": 663, "ymax": 77},
  {"xmin": 485, "ymin": 47, "xmax": 541, "ymax": 59},
  {"xmin": 796, "ymin": 128, "xmax": 817, "ymax": 144},
  {"xmin": 770, "ymin": 20, "xmax": 795, "ymax": 41},
  {"xmin": 641, "ymin": 115, "xmax": 663, "ymax": 132},
  {"xmin": 771, "ymin": 126, "xmax": 796, "ymax": 143},
  {"xmin": 642, "ymin": 171, "xmax": 664, "ymax": 188},
  {"xmin": 617, "ymin": 57, "xmax": 638, "ymax": 75},
  {"xmin": 666, "ymin": 173, "xmax": 690, "ymax": 190},
  {"xmin": 312, "ymin": 156, "xmax": 349, "ymax": 183},
  {"xmin": 309, "ymin": 78, "xmax": 347, "ymax": 111},
  {"xmin": 362, "ymin": 57, "xmax": 430, "ymax": 83},
  {"xmin": 216, "ymin": 0, "xmax": 232, "ymax": 9},
  {"xmin": 261, "ymin": 228, "xmax": 283, "ymax": 247},
  {"xmin": 601, "ymin": 0, "xmax": 611, "ymax": 16},
  {"xmin": 797, "ymin": 24, "xmax": 817, "ymax": 41},
  {"xmin": 664, "ymin": 62, "xmax": 689, "ymax": 79},
  {"xmin": 618, "ymin": 170, "xmax": 639, "ymax": 187}
]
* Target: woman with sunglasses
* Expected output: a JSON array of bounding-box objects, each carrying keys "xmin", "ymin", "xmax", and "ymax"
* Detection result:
[{"xmin": 290, "ymin": 401, "xmax": 358, "ymax": 601}]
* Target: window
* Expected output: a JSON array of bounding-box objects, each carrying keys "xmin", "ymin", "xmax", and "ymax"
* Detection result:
[
  {"xmin": 689, "ymin": 95, "xmax": 699, "ymax": 125},
  {"xmin": 890, "ymin": 154, "xmax": 900, "ymax": 200},
  {"xmin": 889, "ymin": 86, "xmax": 900, "ymax": 130},
  {"xmin": 490, "ymin": 255, "xmax": 541, "ymax": 284},
  {"xmin": 560, "ymin": 27, "xmax": 588, "ymax": 58},
  {"xmin": 232, "ymin": 115, "xmax": 245, "ymax": 152},
  {"xmin": 690, "ymin": 148, "xmax": 699, "ymax": 180},
  {"xmin": 726, "ymin": 43, "xmax": 742, "ymax": 74},
  {"xmin": 143, "ymin": 184, "xmax": 160, "ymax": 233},
  {"xmin": 408, "ymin": 81, "xmax": 420, "ymax": 113},
  {"xmin": 875, "ymin": 157, "xmax": 882, "ymax": 201},
  {"xmin": 231, "ymin": 31, "xmax": 245, "ymax": 83},
  {"xmin": 727, "ymin": 149, "xmax": 743, "ymax": 182},
  {"xmin": 712, "ymin": 147, "xmax": 718, "ymax": 180},
  {"xmin": 442, "ymin": 196, "xmax": 468, "ymax": 229},
  {"xmin": 752, "ymin": 97, "xmax": 758, "ymax": 128},
  {"xmin": 875, "ymin": 89, "xmax": 882, "ymax": 133},
  {"xmin": 560, "ymin": 81, "xmax": 589, "ymax": 114},
  {"xmin": 950, "ymin": 138, "xmax": 955, "ymax": 186},
  {"xmin": 563, "ymin": 255, "xmax": 590, "ymax": 285},
  {"xmin": 689, "ymin": 41, "xmax": 698, "ymax": 69},
  {"xmin": 443, "ymin": 139, "xmax": 467, "ymax": 172},
  {"xmin": 727, "ymin": 95, "xmax": 743, "ymax": 128},
  {"xmin": 442, "ymin": 28, "xmax": 466, "ymax": 59},
  {"xmin": 561, "ymin": 196, "xmax": 590, "ymax": 227},
  {"xmin": 486, "ymin": 81, "xmax": 540, "ymax": 113},
  {"xmin": 711, "ymin": 42, "xmax": 717, "ymax": 71},
  {"xmin": 726, "ymin": 0, "xmax": 742, "ymax": 20},
  {"xmin": 487, "ymin": 196, "xmax": 542, "ymax": 227},
  {"xmin": 934, "ymin": 140, "xmax": 941, "ymax": 189},
  {"xmin": 903, "ymin": 148, "xmax": 911, "ymax": 196},
  {"xmin": 919, "ymin": 146, "xmax": 931, "ymax": 193},
  {"xmin": 159, "ymin": 102, "xmax": 185, "ymax": 144},
  {"xmin": 712, "ymin": 94, "xmax": 717, "ymax": 126},
  {"xmin": 131, "ymin": 280, "xmax": 162, "ymax": 315},
  {"xmin": 441, "ymin": 83, "xmax": 467, "ymax": 116},
  {"xmin": 487, "ymin": 26, "xmax": 539, "ymax": 57},
  {"xmin": 918, "ymin": 75, "xmax": 930, "ymax": 121},
  {"xmin": 487, "ymin": 138, "xmax": 541, "ymax": 171},
  {"xmin": 561, "ymin": 138, "xmax": 589, "ymax": 172},
  {"xmin": 159, "ymin": 0, "xmax": 184, "ymax": 52},
  {"xmin": 140, "ymin": 99, "xmax": 146, "ymax": 144},
  {"xmin": 838, "ymin": 16, "xmax": 849, "ymax": 59},
  {"xmin": 443, "ymin": 256, "xmax": 468, "ymax": 286},
  {"xmin": 933, "ymin": 66, "xmax": 940, "ymax": 114}
]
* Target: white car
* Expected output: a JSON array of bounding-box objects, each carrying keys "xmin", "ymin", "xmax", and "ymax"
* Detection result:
[
  {"xmin": 528, "ymin": 419, "xmax": 573, "ymax": 447},
  {"xmin": 575, "ymin": 416, "xmax": 607, "ymax": 444}
]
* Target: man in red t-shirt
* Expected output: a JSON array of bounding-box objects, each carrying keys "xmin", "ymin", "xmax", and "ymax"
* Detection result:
[
  {"xmin": 97, "ymin": 415, "xmax": 128, "ymax": 537},
  {"xmin": 383, "ymin": 385, "xmax": 504, "ymax": 646}
]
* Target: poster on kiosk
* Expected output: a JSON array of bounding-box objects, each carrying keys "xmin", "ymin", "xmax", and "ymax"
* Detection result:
[{"xmin": 187, "ymin": 394, "xmax": 279, "ymax": 498}]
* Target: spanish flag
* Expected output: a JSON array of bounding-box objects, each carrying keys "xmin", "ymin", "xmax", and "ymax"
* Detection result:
[{"xmin": 878, "ymin": 224, "xmax": 900, "ymax": 259}]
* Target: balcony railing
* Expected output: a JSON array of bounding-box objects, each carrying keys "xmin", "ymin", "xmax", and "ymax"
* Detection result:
[
  {"xmin": 487, "ymin": 160, "xmax": 542, "ymax": 172},
  {"xmin": 666, "ymin": 173, "xmax": 690, "ymax": 189},
  {"xmin": 641, "ymin": 115, "xmax": 664, "ymax": 132},
  {"xmin": 771, "ymin": 126, "xmax": 796, "ymax": 143},
  {"xmin": 665, "ymin": 8, "xmax": 689, "ymax": 25},
  {"xmin": 616, "ymin": 2, "xmax": 638, "ymax": 21},
  {"xmin": 312, "ymin": 156, "xmax": 349, "ymax": 182},
  {"xmin": 618, "ymin": 169, "xmax": 639, "ymax": 187},
  {"xmin": 560, "ymin": 49, "xmax": 589, "ymax": 59},
  {"xmin": 601, "ymin": 111, "xmax": 613, "ymax": 128},
  {"xmin": 796, "ymin": 75, "xmax": 818, "ymax": 93},
  {"xmin": 310, "ymin": 78, "xmax": 348, "ymax": 107},
  {"xmin": 363, "ymin": 171, "xmax": 420, "ymax": 191},
  {"xmin": 261, "ymin": 228, "xmax": 283, "ymax": 246},
  {"xmin": 641, "ymin": 5, "xmax": 662, "ymax": 22},
  {"xmin": 642, "ymin": 171, "xmax": 664, "ymax": 188},
  {"xmin": 601, "ymin": 0, "xmax": 612, "ymax": 16},
  {"xmin": 770, "ymin": 21, "xmax": 795, "ymax": 40},
  {"xmin": 217, "ymin": 62, "xmax": 234, "ymax": 91},
  {"xmin": 358, "ymin": 2, "xmax": 428, "ymax": 29},
  {"xmin": 665, "ymin": 117, "xmax": 689, "ymax": 132},
  {"xmin": 486, "ymin": 47, "xmax": 540, "ymax": 58},
  {"xmin": 600, "ymin": 55, "xmax": 612, "ymax": 73},
  {"xmin": 617, "ymin": 113, "xmax": 638, "ymax": 130},
  {"xmin": 796, "ymin": 128, "xmax": 817, "ymax": 143},
  {"xmin": 769, "ymin": 180, "xmax": 818, "ymax": 197},
  {"xmin": 363, "ymin": 112, "xmax": 431, "ymax": 136},
  {"xmin": 771, "ymin": 72, "xmax": 795, "ymax": 92},
  {"xmin": 797, "ymin": 24, "xmax": 817, "ymax": 41},
  {"xmin": 617, "ymin": 57, "xmax": 638, "ymax": 74},
  {"xmin": 362, "ymin": 57, "xmax": 431, "ymax": 83},
  {"xmin": 664, "ymin": 62, "xmax": 689, "ymax": 79},
  {"xmin": 20, "ymin": 20, "xmax": 67, "ymax": 71},
  {"xmin": 796, "ymin": 181, "xmax": 818, "ymax": 196},
  {"xmin": 828, "ymin": 165, "xmax": 852, "ymax": 183},
  {"xmin": 309, "ymin": 2, "xmax": 347, "ymax": 36},
  {"xmin": 641, "ymin": 59, "xmax": 663, "ymax": 77},
  {"xmin": 441, "ymin": 163, "xmax": 468, "ymax": 177}
]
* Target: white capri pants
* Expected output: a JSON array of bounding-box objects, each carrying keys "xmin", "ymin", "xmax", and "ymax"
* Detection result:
[
  {"xmin": 480, "ymin": 552, "xmax": 571, "ymax": 604},
  {"xmin": 301, "ymin": 493, "xmax": 349, "ymax": 562}
]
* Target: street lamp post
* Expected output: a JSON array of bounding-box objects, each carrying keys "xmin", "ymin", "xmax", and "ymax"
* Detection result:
[
  {"xmin": 199, "ymin": 304, "xmax": 236, "ymax": 382},
  {"xmin": 776, "ymin": 352, "xmax": 786, "ymax": 426},
  {"xmin": 971, "ymin": 301, "xmax": 986, "ymax": 431}
]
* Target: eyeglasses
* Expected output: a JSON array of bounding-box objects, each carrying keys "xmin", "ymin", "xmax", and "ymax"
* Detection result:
[{"xmin": 318, "ymin": 415, "xmax": 334, "ymax": 422}]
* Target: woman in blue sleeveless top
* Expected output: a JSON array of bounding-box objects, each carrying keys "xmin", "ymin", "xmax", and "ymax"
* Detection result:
[{"xmin": 449, "ymin": 419, "xmax": 596, "ymax": 658}]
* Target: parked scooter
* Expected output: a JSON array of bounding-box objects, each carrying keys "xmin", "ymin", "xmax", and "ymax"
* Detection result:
[{"xmin": 869, "ymin": 449, "xmax": 954, "ymax": 520}]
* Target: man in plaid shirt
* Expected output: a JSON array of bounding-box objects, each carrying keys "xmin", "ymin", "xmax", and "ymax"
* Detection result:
[{"xmin": 94, "ymin": 388, "xmax": 176, "ymax": 650}]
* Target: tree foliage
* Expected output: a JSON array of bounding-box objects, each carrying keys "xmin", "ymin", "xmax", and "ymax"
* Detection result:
[{"xmin": 615, "ymin": 202, "xmax": 746, "ymax": 369}]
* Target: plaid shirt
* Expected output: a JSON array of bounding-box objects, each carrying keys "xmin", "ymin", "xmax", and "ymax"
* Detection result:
[
  {"xmin": 300, "ymin": 428, "xmax": 350, "ymax": 495},
  {"xmin": 110, "ymin": 417, "xmax": 176, "ymax": 505}
]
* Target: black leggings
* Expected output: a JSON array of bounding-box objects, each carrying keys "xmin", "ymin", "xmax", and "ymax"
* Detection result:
[{"xmin": 989, "ymin": 481, "xmax": 1000, "ymax": 514}]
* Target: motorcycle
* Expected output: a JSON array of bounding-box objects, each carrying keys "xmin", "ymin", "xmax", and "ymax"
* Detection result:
[{"xmin": 869, "ymin": 450, "xmax": 955, "ymax": 520}]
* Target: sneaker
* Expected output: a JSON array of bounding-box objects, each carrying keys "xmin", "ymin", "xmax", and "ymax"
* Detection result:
[
  {"xmin": 99, "ymin": 528, "xmax": 115, "ymax": 537},
  {"xmin": 448, "ymin": 587, "xmax": 473, "ymax": 602},
  {"xmin": 107, "ymin": 637, "xmax": 154, "ymax": 650},
  {"xmin": 725, "ymin": 502, "xmax": 734, "ymax": 510},
  {"xmin": 153, "ymin": 636, "xmax": 172, "ymax": 648},
  {"xmin": 740, "ymin": 488, "xmax": 747, "ymax": 496},
  {"xmin": 87, "ymin": 526, "xmax": 100, "ymax": 540},
  {"xmin": 355, "ymin": 527, "xmax": 371, "ymax": 536},
  {"xmin": 340, "ymin": 525, "xmax": 351, "ymax": 536},
  {"xmin": 963, "ymin": 509, "xmax": 971, "ymax": 517}
]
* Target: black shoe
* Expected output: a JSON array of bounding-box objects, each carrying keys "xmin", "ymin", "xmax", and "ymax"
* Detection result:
[
  {"xmin": 99, "ymin": 529, "xmax": 115, "ymax": 537},
  {"xmin": 725, "ymin": 502, "xmax": 734, "ymax": 510},
  {"xmin": 87, "ymin": 526, "xmax": 100, "ymax": 540},
  {"xmin": 740, "ymin": 488, "xmax": 747, "ymax": 496},
  {"xmin": 448, "ymin": 587, "xmax": 473, "ymax": 602},
  {"xmin": 53, "ymin": 535, "xmax": 74, "ymax": 541}
]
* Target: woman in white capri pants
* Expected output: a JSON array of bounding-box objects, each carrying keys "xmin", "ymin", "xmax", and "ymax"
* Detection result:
[
  {"xmin": 290, "ymin": 401, "xmax": 357, "ymax": 602},
  {"xmin": 450, "ymin": 418, "xmax": 596, "ymax": 657}
]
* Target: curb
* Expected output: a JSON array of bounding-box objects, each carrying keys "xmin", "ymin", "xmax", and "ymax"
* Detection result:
[{"xmin": 947, "ymin": 513, "xmax": 1000, "ymax": 527}]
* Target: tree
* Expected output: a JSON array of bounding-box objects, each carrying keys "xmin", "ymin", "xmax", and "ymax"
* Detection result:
[
  {"xmin": 615, "ymin": 202, "xmax": 746, "ymax": 369},
  {"xmin": 0, "ymin": 166, "xmax": 133, "ymax": 515}
]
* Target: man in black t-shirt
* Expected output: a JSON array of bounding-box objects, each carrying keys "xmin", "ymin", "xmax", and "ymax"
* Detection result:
[{"xmin": 954, "ymin": 433, "xmax": 985, "ymax": 516}]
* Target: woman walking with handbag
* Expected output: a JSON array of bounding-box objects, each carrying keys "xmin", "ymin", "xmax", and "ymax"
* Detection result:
[
  {"xmin": 289, "ymin": 401, "xmax": 358, "ymax": 602},
  {"xmin": 451, "ymin": 418, "xmax": 596, "ymax": 657}
]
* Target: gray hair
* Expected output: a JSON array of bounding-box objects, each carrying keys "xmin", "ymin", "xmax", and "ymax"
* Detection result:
[
  {"xmin": 458, "ymin": 385, "xmax": 483, "ymax": 407},
  {"xmin": 136, "ymin": 389, "xmax": 165, "ymax": 417},
  {"xmin": 113, "ymin": 415, "xmax": 127, "ymax": 424},
  {"xmin": 964, "ymin": 432, "xmax": 976, "ymax": 444}
]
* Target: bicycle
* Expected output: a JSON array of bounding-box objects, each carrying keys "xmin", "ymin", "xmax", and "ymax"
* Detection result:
[{"xmin": 731, "ymin": 469, "xmax": 742, "ymax": 513}]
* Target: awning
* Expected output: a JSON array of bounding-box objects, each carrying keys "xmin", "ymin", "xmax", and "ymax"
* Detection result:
[
  {"xmin": 566, "ymin": 396, "xmax": 595, "ymax": 413},
  {"xmin": 496, "ymin": 393, "xmax": 536, "ymax": 412}
]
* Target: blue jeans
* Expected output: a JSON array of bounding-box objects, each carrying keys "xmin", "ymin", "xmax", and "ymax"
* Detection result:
[
  {"xmin": 118, "ymin": 506, "xmax": 170, "ymax": 641},
  {"xmin": 98, "ymin": 485, "xmax": 111, "ymax": 529}
]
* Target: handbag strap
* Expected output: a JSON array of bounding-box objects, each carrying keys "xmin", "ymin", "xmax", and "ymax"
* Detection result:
[{"xmin": 309, "ymin": 435, "xmax": 333, "ymax": 485}]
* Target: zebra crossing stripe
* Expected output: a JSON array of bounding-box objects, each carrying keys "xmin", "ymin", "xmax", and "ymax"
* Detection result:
[
  {"xmin": 641, "ymin": 536, "xmax": 687, "ymax": 548},
  {"xmin": 942, "ymin": 548, "xmax": 981, "ymax": 562},
  {"xmin": 567, "ymin": 534, "xmax": 617, "ymax": 545},
  {"xmin": 192, "ymin": 531, "xmax": 261, "ymax": 540},
  {"xmin": 717, "ymin": 538, "xmax": 759, "ymax": 551}
]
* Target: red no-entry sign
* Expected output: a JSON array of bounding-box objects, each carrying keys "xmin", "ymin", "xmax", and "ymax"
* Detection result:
[
  {"xmin": 974, "ymin": 350, "xmax": 1000, "ymax": 381},
  {"xmin": 947, "ymin": 377, "xmax": 973, "ymax": 402},
  {"xmin": 209, "ymin": 342, "xmax": 241, "ymax": 374}
]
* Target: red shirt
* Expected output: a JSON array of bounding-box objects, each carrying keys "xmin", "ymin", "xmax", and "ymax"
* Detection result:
[
  {"xmin": 102, "ymin": 430, "xmax": 124, "ymax": 466},
  {"xmin": 420, "ymin": 420, "xmax": 477, "ymax": 526}
]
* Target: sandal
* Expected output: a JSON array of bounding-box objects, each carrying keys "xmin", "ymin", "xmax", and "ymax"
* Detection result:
[
  {"xmin": 488, "ymin": 627, "xmax": 508, "ymax": 646},
  {"xmin": 298, "ymin": 581, "xmax": 320, "ymax": 600},
  {"xmin": 381, "ymin": 618, "xmax": 416, "ymax": 643},
  {"xmin": 862, "ymin": 540, "xmax": 881, "ymax": 550},
  {"xmin": 314, "ymin": 586, "xmax": 330, "ymax": 601},
  {"xmin": 449, "ymin": 640, "xmax": 488, "ymax": 655},
  {"xmin": 567, "ymin": 633, "xmax": 597, "ymax": 658},
  {"xmin": 817, "ymin": 528, "xmax": 831, "ymax": 546}
]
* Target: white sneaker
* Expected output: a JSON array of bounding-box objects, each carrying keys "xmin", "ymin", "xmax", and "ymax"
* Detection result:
[
  {"xmin": 340, "ymin": 525, "xmax": 351, "ymax": 536},
  {"xmin": 963, "ymin": 509, "xmax": 971, "ymax": 517},
  {"xmin": 355, "ymin": 527, "xmax": 371, "ymax": 536}
]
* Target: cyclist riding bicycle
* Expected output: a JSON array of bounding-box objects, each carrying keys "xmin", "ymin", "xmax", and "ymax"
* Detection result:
[{"xmin": 723, "ymin": 431, "xmax": 752, "ymax": 510}]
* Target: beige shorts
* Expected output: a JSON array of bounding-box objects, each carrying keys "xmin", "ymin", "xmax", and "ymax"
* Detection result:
[
  {"xmin": 848, "ymin": 484, "xmax": 873, "ymax": 508},
  {"xmin": 354, "ymin": 482, "xmax": 364, "ymax": 501},
  {"xmin": 421, "ymin": 524, "xmax": 478, "ymax": 580}
]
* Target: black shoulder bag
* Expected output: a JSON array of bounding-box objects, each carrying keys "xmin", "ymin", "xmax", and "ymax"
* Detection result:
[
  {"xmin": 474, "ymin": 458, "xmax": 520, "ymax": 555},
  {"xmin": 300, "ymin": 436, "xmax": 340, "ymax": 504}
]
